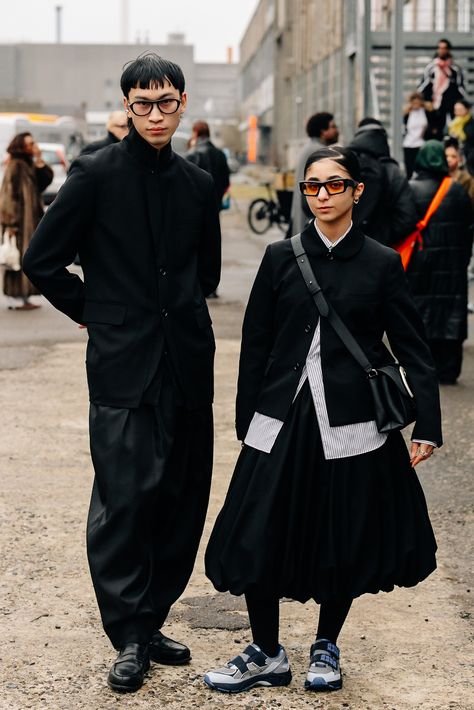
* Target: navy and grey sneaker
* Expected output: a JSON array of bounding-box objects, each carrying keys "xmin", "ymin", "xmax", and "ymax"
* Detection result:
[
  {"xmin": 204, "ymin": 643, "xmax": 292, "ymax": 693},
  {"xmin": 304, "ymin": 638, "xmax": 342, "ymax": 691}
]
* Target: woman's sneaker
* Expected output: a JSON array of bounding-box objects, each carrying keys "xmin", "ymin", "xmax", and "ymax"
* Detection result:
[
  {"xmin": 304, "ymin": 638, "xmax": 342, "ymax": 691},
  {"xmin": 204, "ymin": 643, "xmax": 292, "ymax": 693}
]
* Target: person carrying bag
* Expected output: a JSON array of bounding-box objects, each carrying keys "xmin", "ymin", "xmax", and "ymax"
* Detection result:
[
  {"xmin": 204, "ymin": 146, "xmax": 441, "ymax": 697},
  {"xmin": 0, "ymin": 229, "xmax": 21, "ymax": 272},
  {"xmin": 395, "ymin": 176, "xmax": 451, "ymax": 269}
]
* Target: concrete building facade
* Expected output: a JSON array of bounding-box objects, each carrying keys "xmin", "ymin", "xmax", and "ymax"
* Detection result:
[
  {"xmin": 239, "ymin": 0, "xmax": 276, "ymax": 163},
  {"xmin": 0, "ymin": 38, "xmax": 239, "ymax": 149},
  {"xmin": 239, "ymin": 0, "xmax": 474, "ymax": 168}
]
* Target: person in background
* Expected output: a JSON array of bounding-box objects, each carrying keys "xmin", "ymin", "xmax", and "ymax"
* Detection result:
[
  {"xmin": 444, "ymin": 138, "xmax": 474, "ymax": 209},
  {"xmin": 0, "ymin": 132, "xmax": 53, "ymax": 310},
  {"xmin": 408, "ymin": 140, "xmax": 472, "ymax": 384},
  {"xmin": 402, "ymin": 92, "xmax": 435, "ymax": 179},
  {"xmin": 448, "ymin": 100, "xmax": 474, "ymax": 156},
  {"xmin": 80, "ymin": 110, "xmax": 129, "ymax": 156},
  {"xmin": 186, "ymin": 120, "xmax": 230, "ymax": 299},
  {"xmin": 466, "ymin": 150, "xmax": 474, "ymax": 314},
  {"xmin": 290, "ymin": 112, "xmax": 339, "ymax": 235},
  {"xmin": 186, "ymin": 121, "xmax": 230, "ymax": 206},
  {"xmin": 417, "ymin": 38, "xmax": 467, "ymax": 136},
  {"xmin": 349, "ymin": 118, "xmax": 417, "ymax": 246}
]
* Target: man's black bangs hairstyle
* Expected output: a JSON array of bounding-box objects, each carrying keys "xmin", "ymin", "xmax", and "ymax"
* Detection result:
[
  {"xmin": 120, "ymin": 52, "xmax": 185, "ymax": 97},
  {"xmin": 304, "ymin": 146, "xmax": 362, "ymax": 183}
]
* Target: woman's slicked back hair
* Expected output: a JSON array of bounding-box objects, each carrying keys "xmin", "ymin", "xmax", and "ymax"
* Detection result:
[{"xmin": 304, "ymin": 146, "xmax": 362, "ymax": 182}]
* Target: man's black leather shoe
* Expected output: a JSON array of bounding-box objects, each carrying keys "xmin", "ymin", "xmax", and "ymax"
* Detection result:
[
  {"xmin": 107, "ymin": 642, "xmax": 150, "ymax": 693},
  {"xmin": 149, "ymin": 630, "xmax": 191, "ymax": 665}
]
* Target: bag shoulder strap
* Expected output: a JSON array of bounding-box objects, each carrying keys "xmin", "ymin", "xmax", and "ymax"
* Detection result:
[
  {"xmin": 291, "ymin": 233, "xmax": 329, "ymax": 317},
  {"xmin": 417, "ymin": 176, "xmax": 452, "ymax": 230},
  {"xmin": 290, "ymin": 234, "xmax": 374, "ymax": 375}
]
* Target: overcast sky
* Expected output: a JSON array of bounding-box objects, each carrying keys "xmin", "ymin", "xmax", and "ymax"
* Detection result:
[{"xmin": 0, "ymin": 0, "xmax": 259, "ymax": 62}]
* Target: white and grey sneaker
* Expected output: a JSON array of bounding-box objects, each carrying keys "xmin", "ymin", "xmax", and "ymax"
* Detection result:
[
  {"xmin": 204, "ymin": 643, "xmax": 292, "ymax": 693},
  {"xmin": 304, "ymin": 638, "xmax": 342, "ymax": 691}
]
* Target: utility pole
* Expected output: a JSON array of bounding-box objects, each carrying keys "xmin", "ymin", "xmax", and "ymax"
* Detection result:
[
  {"xmin": 390, "ymin": 0, "xmax": 404, "ymax": 164},
  {"xmin": 121, "ymin": 0, "xmax": 129, "ymax": 44},
  {"xmin": 361, "ymin": 0, "xmax": 372, "ymax": 118},
  {"xmin": 55, "ymin": 5, "xmax": 62, "ymax": 44}
]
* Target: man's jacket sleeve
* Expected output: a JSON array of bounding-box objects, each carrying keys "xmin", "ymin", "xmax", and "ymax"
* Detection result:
[{"xmin": 23, "ymin": 158, "xmax": 95, "ymax": 324}]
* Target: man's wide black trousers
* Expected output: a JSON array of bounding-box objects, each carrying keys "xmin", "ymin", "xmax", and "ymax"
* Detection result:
[{"xmin": 86, "ymin": 370, "xmax": 213, "ymax": 649}]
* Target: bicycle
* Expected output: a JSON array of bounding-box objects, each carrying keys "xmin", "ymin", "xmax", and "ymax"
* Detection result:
[{"xmin": 247, "ymin": 183, "xmax": 292, "ymax": 235}]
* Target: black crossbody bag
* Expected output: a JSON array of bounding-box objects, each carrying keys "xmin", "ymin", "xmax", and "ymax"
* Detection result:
[{"xmin": 291, "ymin": 234, "xmax": 416, "ymax": 433}]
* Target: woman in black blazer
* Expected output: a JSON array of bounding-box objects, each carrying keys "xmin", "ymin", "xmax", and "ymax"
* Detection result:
[{"xmin": 204, "ymin": 147, "xmax": 442, "ymax": 695}]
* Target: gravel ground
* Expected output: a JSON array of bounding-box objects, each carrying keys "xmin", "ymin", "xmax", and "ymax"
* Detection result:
[{"xmin": 0, "ymin": 331, "xmax": 472, "ymax": 710}]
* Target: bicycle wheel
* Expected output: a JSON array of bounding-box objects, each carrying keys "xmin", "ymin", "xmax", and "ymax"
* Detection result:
[
  {"xmin": 248, "ymin": 198, "xmax": 272, "ymax": 234},
  {"xmin": 276, "ymin": 214, "xmax": 289, "ymax": 234}
]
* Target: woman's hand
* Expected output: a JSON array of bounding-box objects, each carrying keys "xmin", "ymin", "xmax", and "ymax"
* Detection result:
[
  {"xmin": 32, "ymin": 142, "xmax": 46, "ymax": 167},
  {"xmin": 32, "ymin": 142, "xmax": 42, "ymax": 159},
  {"xmin": 410, "ymin": 443, "xmax": 435, "ymax": 468}
]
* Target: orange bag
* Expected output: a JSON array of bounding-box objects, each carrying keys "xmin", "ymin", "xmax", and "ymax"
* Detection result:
[{"xmin": 395, "ymin": 176, "xmax": 452, "ymax": 270}]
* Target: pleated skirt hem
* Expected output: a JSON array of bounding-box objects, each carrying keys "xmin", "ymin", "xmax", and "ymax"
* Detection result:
[{"xmin": 205, "ymin": 382, "xmax": 437, "ymax": 602}]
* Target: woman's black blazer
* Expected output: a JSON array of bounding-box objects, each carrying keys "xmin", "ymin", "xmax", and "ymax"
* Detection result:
[{"xmin": 236, "ymin": 223, "xmax": 442, "ymax": 446}]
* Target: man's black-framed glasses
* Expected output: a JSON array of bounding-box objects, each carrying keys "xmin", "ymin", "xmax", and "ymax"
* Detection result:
[
  {"xmin": 128, "ymin": 98, "xmax": 182, "ymax": 116},
  {"xmin": 299, "ymin": 178, "xmax": 358, "ymax": 197}
]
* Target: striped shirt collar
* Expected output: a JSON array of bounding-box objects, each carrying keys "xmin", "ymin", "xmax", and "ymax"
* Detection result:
[{"xmin": 314, "ymin": 220, "xmax": 353, "ymax": 250}]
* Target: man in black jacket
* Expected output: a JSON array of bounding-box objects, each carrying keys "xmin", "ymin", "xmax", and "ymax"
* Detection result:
[
  {"xmin": 186, "ymin": 121, "xmax": 230, "ymax": 299},
  {"xmin": 23, "ymin": 53, "xmax": 221, "ymax": 693},
  {"xmin": 349, "ymin": 118, "xmax": 418, "ymax": 246},
  {"xmin": 290, "ymin": 112, "xmax": 339, "ymax": 235},
  {"xmin": 186, "ymin": 120, "xmax": 230, "ymax": 206}
]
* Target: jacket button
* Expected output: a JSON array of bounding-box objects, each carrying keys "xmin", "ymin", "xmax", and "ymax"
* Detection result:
[
  {"xmin": 159, "ymin": 267, "xmax": 167, "ymax": 276},
  {"xmin": 326, "ymin": 252, "xmax": 334, "ymax": 260},
  {"xmin": 304, "ymin": 325, "xmax": 311, "ymax": 333},
  {"xmin": 161, "ymin": 308, "xmax": 168, "ymax": 317},
  {"xmin": 293, "ymin": 362, "xmax": 301, "ymax": 371}
]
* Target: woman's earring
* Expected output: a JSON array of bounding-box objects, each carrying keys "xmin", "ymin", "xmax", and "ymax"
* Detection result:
[{"xmin": 354, "ymin": 197, "xmax": 360, "ymax": 204}]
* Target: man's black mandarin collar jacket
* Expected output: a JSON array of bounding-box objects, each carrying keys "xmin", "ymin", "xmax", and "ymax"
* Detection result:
[
  {"xmin": 235, "ymin": 222, "xmax": 442, "ymax": 446},
  {"xmin": 23, "ymin": 127, "xmax": 221, "ymax": 409}
]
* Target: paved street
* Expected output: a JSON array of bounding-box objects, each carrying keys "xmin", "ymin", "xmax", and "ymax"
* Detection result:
[{"xmin": 0, "ymin": 190, "xmax": 473, "ymax": 710}]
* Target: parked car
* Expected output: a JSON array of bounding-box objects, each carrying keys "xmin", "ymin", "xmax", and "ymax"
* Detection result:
[{"xmin": 39, "ymin": 142, "xmax": 69, "ymax": 205}]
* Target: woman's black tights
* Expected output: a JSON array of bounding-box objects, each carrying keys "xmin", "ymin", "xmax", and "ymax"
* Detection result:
[{"xmin": 245, "ymin": 592, "xmax": 352, "ymax": 658}]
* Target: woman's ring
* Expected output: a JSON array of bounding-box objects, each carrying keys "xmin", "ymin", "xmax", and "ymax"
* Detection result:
[{"xmin": 419, "ymin": 449, "xmax": 429, "ymax": 457}]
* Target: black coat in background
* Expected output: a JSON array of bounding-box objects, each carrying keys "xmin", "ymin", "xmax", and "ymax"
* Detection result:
[
  {"xmin": 349, "ymin": 124, "xmax": 418, "ymax": 246},
  {"xmin": 23, "ymin": 127, "xmax": 221, "ymax": 409},
  {"xmin": 460, "ymin": 115, "xmax": 474, "ymax": 156},
  {"xmin": 236, "ymin": 223, "xmax": 442, "ymax": 447},
  {"xmin": 407, "ymin": 172, "xmax": 473, "ymax": 341},
  {"xmin": 186, "ymin": 138, "xmax": 230, "ymax": 204},
  {"xmin": 80, "ymin": 131, "xmax": 120, "ymax": 156}
]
